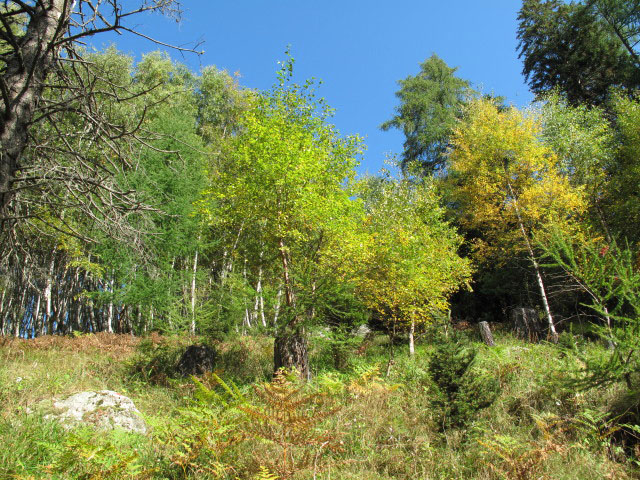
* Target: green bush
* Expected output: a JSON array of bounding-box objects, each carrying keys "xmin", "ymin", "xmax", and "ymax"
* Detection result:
[
  {"xmin": 127, "ymin": 336, "xmax": 187, "ymax": 384},
  {"xmin": 428, "ymin": 333, "xmax": 499, "ymax": 430}
]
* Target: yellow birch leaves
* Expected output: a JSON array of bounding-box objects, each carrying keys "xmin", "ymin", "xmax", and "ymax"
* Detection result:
[{"xmin": 446, "ymin": 99, "xmax": 585, "ymax": 263}]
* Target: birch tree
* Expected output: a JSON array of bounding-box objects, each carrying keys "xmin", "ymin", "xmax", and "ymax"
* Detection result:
[
  {"xmin": 201, "ymin": 55, "xmax": 363, "ymax": 378},
  {"xmin": 447, "ymin": 99, "xmax": 585, "ymax": 342},
  {"xmin": 333, "ymin": 173, "xmax": 471, "ymax": 364}
]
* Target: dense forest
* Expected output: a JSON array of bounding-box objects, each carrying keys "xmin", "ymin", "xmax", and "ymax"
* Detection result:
[{"xmin": 2, "ymin": 1, "xmax": 640, "ymax": 479}]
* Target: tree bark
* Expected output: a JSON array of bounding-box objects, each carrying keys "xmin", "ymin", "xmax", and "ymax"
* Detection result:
[
  {"xmin": 478, "ymin": 321, "xmax": 495, "ymax": 346},
  {"xmin": 273, "ymin": 237, "xmax": 310, "ymax": 379},
  {"xmin": 107, "ymin": 275, "xmax": 114, "ymax": 333},
  {"xmin": 44, "ymin": 257, "xmax": 54, "ymax": 335},
  {"xmin": 274, "ymin": 329, "xmax": 310, "ymax": 380},
  {"xmin": 409, "ymin": 315, "xmax": 416, "ymax": 356},
  {"xmin": 190, "ymin": 248, "xmax": 199, "ymax": 335},
  {"xmin": 0, "ymin": 1, "xmax": 71, "ymax": 224}
]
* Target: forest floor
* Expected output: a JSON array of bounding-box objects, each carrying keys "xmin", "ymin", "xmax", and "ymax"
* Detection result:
[{"xmin": 0, "ymin": 327, "xmax": 637, "ymax": 479}]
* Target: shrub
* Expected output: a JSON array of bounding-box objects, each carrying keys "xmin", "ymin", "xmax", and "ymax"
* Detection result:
[
  {"xmin": 428, "ymin": 332, "xmax": 499, "ymax": 430},
  {"xmin": 127, "ymin": 336, "xmax": 186, "ymax": 384}
]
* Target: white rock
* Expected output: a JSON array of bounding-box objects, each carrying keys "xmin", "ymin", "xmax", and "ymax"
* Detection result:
[{"xmin": 47, "ymin": 390, "xmax": 147, "ymax": 434}]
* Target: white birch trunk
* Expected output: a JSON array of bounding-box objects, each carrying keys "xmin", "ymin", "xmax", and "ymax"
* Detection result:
[
  {"xmin": 505, "ymin": 172, "xmax": 558, "ymax": 343},
  {"xmin": 409, "ymin": 316, "xmax": 415, "ymax": 356},
  {"xmin": 44, "ymin": 258, "xmax": 54, "ymax": 334},
  {"xmin": 15, "ymin": 288, "xmax": 27, "ymax": 338},
  {"xmin": 190, "ymin": 248, "xmax": 199, "ymax": 335},
  {"xmin": 243, "ymin": 258, "xmax": 251, "ymax": 331},
  {"xmin": 107, "ymin": 276, "xmax": 114, "ymax": 334},
  {"xmin": 273, "ymin": 287, "xmax": 283, "ymax": 327},
  {"xmin": 32, "ymin": 294, "xmax": 41, "ymax": 338}
]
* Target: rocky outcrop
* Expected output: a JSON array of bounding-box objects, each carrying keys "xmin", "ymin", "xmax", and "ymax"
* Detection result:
[{"xmin": 46, "ymin": 390, "xmax": 147, "ymax": 434}]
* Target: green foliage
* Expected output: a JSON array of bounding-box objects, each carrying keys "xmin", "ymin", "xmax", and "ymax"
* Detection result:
[
  {"xmin": 543, "ymin": 229, "xmax": 640, "ymax": 389},
  {"xmin": 517, "ymin": 0, "xmax": 640, "ymax": 106},
  {"xmin": 337, "ymin": 171, "xmax": 472, "ymax": 336},
  {"xmin": 381, "ymin": 54, "xmax": 472, "ymax": 174},
  {"xmin": 127, "ymin": 336, "xmax": 188, "ymax": 384},
  {"xmin": 253, "ymin": 466, "xmax": 280, "ymax": 480},
  {"xmin": 151, "ymin": 403, "xmax": 237, "ymax": 479},
  {"xmin": 480, "ymin": 415, "xmax": 568, "ymax": 480},
  {"xmin": 428, "ymin": 333, "xmax": 499, "ymax": 430},
  {"xmin": 2, "ymin": 332, "xmax": 638, "ymax": 479},
  {"xmin": 540, "ymin": 93, "xmax": 615, "ymax": 191},
  {"xmin": 41, "ymin": 427, "xmax": 152, "ymax": 480},
  {"xmin": 199, "ymin": 51, "xmax": 363, "ymax": 335},
  {"xmin": 215, "ymin": 335, "xmax": 274, "ymax": 384},
  {"xmin": 0, "ymin": 415, "xmax": 67, "ymax": 479},
  {"xmin": 606, "ymin": 93, "xmax": 640, "ymax": 244}
]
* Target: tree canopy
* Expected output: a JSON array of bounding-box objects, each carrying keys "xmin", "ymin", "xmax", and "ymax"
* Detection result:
[
  {"xmin": 381, "ymin": 54, "xmax": 472, "ymax": 175},
  {"xmin": 517, "ymin": 0, "xmax": 640, "ymax": 106}
]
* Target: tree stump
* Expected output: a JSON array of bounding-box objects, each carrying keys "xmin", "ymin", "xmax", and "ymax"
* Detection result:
[
  {"xmin": 478, "ymin": 321, "xmax": 495, "ymax": 346},
  {"xmin": 511, "ymin": 307, "xmax": 544, "ymax": 342},
  {"xmin": 177, "ymin": 345, "xmax": 217, "ymax": 376},
  {"xmin": 274, "ymin": 332, "xmax": 310, "ymax": 380}
]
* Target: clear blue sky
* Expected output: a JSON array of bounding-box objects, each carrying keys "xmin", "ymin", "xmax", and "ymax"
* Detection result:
[{"xmin": 96, "ymin": 1, "xmax": 533, "ymax": 175}]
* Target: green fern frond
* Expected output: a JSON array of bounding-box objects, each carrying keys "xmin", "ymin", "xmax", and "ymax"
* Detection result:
[{"xmin": 253, "ymin": 465, "xmax": 279, "ymax": 479}]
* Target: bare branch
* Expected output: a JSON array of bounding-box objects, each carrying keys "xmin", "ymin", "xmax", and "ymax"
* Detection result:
[{"xmin": 118, "ymin": 25, "xmax": 204, "ymax": 54}]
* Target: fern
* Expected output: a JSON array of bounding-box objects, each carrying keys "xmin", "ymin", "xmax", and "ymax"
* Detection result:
[
  {"xmin": 240, "ymin": 369, "xmax": 340, "ymax": 478},
  {"xmin": 348, "ymin": 364, "xmax": 401, "ymax": 398},
  {"xmin": 192, "ymin": 372, "xmax": 247, "ymax": 408},
  {"xmin": 253, "ymin": 465, "xmax": 279, "ymax": 479}
]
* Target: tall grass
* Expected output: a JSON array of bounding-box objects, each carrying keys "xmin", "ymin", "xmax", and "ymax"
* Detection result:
[{"xmin": 0, "ymin": 330, "xmax": 636, "ymax": 479}]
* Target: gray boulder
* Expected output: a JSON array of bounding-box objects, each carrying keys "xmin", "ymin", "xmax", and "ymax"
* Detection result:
[{"xmin": 47, "ymin": 390, "xmax": 147, "ymax": 434}]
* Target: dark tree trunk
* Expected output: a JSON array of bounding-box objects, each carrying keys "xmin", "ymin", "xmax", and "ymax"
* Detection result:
[
  {"xmin": 0, "ymin": 1, "xmax": 71, "ymax": 224},
  {"xmin": 511, "ymin": 307, "xmax": 544, "ymax": 342},
  {"xmin": 274, "ymin": 330, "xmax": 310, "ymax": 380}
]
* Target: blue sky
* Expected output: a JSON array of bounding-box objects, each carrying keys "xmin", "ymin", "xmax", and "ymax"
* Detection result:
[{"xmin": 96, "ymin": 1, "xmax": 533, "ymax": 175}]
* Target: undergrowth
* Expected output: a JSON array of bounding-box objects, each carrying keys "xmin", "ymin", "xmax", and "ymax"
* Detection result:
[{"xmin": 0, "ymin": 330, "xmax": 637, "ymax": 479}]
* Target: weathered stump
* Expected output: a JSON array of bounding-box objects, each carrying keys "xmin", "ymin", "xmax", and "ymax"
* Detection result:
[
  {"xmin": 274, "ymin": 331, "xmax": 310, "ymax": 380},
  {"xmin": 478, "ymin": 321, "xmax": 495, "ymax": 346},
  {"xmin": 177, "ymin": 344, "xmax": 217, "ymax": 376},
  {"xmin": 511, "ymin": 307, "xmax": 544, "ymax": 342}
]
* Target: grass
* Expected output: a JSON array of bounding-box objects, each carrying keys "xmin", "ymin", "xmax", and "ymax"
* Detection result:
[{"xmin": 0, "ymin": 328, "xmax": 637, "ymax": 479}]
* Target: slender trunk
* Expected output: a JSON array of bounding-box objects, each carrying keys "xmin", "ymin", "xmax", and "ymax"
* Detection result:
[
  {"xmin": 44, "ymin": 257, "xmax": 54, "ymax": 334},
  {"xmin": 386, "ymin": 317, "xmax": 397, "ymax": 377},
  {"xmin": 0, "ymin": 288, "xmax": 6, "ymax": 335},
  {"xmin": 409, "ymin": 315, "xmax": 415, "ymax": 356},
  {"xmin": 505, "ymin": 169, "xmax": 558, "ymax": 343},
  {"xmin": 243, "ymin": 258, "xmax": 251, "ymax": 331},
  {"xmin": 273, "ymin": 286, "xmax": 282, "ymax": 327},
  {"xmin": 190, "ymin": 248, "xmax": 199, "ymax": 335},
  {"xmin": 253, "ymin": 252, "xmax": 266, "ymax": 327},
  {"xmin": 14, "ymin": 288, "xmax": 27, "ymax": 338},
  {"xmin": 32, "ymin": 294, "xmax": 41, "ymax": 338},
  {"xmin": 87, "ymin": 301, "xmax": 96, "ymax": 333},
  {"xmin": 279, "ymin": 237, "xmax": 295, "ymax": 308},
  {"xmin": 107, "ymin": 275, "xmax": 114, "ymax": 334},
  {"xmin": 1, "ymin": 296, "xmax": 13, "ymax": 336}
]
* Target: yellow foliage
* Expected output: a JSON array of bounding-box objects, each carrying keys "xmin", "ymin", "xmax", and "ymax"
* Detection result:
[{"xmin": 447, "ymin": 99, "xmax": 585, "ymax": 263}]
